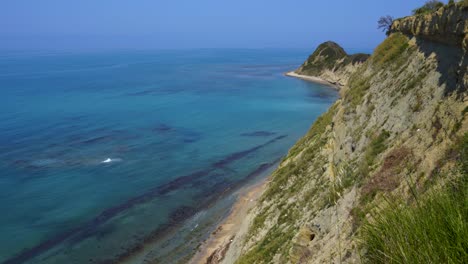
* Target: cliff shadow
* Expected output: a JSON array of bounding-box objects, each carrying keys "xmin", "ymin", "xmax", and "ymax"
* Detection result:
[{"xmin": 415, "ymin": 37, "xmax": 466, "ymax": 95}]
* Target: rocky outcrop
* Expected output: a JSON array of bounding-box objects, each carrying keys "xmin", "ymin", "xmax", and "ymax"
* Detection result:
[
  {"xmin": 294, "ymin": 41, "xmax": 369, "ymax": 87},
  {"xmin": 390, "ymin": 3, "xmax": 467, "ymax": 47},
  {"xmin": 391, "ymin": 3, "xmax": 467, "ymax": 93},
  {"xmin": 229, "ymin": 4, "xmax": 468, "ymax": 264}
]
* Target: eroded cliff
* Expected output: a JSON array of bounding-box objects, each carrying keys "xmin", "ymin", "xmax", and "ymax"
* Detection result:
[{"xmin": 224, "ymin": 3, "xmax": 467, "ymax": 264}]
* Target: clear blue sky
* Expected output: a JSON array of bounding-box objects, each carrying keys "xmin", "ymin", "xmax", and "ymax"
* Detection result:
[{"xmin": 1, "ymin": 0, "xmax": 429, "ymax": 52}]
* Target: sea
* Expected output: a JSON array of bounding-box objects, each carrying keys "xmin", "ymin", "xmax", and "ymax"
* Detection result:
[{"xmin": 0, "ymin": 49, "xmax": 338, "ymax": 264}]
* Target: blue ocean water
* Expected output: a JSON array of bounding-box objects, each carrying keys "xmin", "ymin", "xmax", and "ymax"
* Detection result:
[{"xmin": 0, "ymin": 49, "xmax": 337, "ymax": 263}]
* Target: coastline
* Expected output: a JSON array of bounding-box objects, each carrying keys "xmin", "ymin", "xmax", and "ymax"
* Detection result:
[
  {"xmin": 189, "ymin": 176, "xmax": 270, "ymax": 264},
  {"xmin": 188, "ymin": 72, "xmax": 341, "ymax": 264},
  {"xmin": 284, "ymin": 71, "xmax": 341, "ymax": 90}
]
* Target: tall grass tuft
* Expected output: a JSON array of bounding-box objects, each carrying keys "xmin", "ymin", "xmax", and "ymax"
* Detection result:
[{"xmin": 359, "ymin": 175, "xmax": 468, "ymax": 263}]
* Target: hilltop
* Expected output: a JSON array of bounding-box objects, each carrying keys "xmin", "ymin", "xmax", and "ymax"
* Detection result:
[{"xmin": 290, "ymin": 41, "xmax": 369, "ymax": 88}]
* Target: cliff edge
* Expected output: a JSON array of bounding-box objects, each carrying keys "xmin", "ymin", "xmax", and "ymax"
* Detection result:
[{"xmin": 219, "ymin": 3, "xmax": 467, "ymax": 264}]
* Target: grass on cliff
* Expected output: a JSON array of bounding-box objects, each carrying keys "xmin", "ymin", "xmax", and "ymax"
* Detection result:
[
  {"xmin": 413, "ymin": 0, "xmax": 444, "ymax": 15},
  {"xmin": 372, "ymin": 33, "xmax": 409, "ymax": 68},
  {"xmin": 355, "ymin": 130, "xmax": 392, "ymax": 186},
  {"xmin": 236, "ymin": 226, "xmax": 295, "ymax": 264},
  {"xmin": 344, "ymin": 72, "xmax": 371, "ymax": 112},
  {"xmin": 344, "ymin": 33, "xmax": 412, "ymax": 113},
  {"xmin": 238, "ymin": 102, "xmax": 339, "ymax": 263},
  {"xmin": 286, "ymin": 102, "xmax": 337, "ymax": 159},
  {"xmin": 360, "ymin": 134, "xmax": 468, "ymax": 263},
  {"xmin": 360, "ymin": 176, "xmax": 468, "ymax": 263}
]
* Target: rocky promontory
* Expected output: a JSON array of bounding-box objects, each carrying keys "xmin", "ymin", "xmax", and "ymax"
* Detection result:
[{"xmin": 293, "ymin": 41, "xmax": 369, "ymax": 87}]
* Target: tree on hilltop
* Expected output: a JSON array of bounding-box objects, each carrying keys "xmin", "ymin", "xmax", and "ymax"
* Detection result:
[{"xmin": 377, "ymin": 15, "xmax": 394, "ymax": 35}]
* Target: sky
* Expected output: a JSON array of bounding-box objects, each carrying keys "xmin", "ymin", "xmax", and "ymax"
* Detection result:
[{"xmin": 1, "ymin": 0, "xmax": 430, "ymax": 52}]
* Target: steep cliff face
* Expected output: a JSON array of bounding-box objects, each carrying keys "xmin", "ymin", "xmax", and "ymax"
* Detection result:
[
  {"xmin": 227, "ymin": 4, "xmax": 467, "ymax": 264},
  {"xmin": 390, "ymin": 3, "xmax": 467, "ymax": 47},
  {"xmin": 294, "ymin": 41, "xmax": 369, "ymax": 87}
]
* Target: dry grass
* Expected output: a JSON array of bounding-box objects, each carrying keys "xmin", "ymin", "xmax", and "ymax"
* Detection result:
[{"xmin": 362, "ymin": 147, "xmax": 411, "ymax": 200}]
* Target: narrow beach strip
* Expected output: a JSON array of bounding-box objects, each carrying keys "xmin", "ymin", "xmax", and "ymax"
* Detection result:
[
  {"xmin": 284, "ymin": 71, "xmax": 340, "ymax": 90},
  {"xmin": 190, "ymin": 177, "xmax": 270, "ymax": 264}
]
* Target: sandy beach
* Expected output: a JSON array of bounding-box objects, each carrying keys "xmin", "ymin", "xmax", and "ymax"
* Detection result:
[
  {"xmin": 189, "ymin": 177, "xmax": 270, "ymax": 264},
  {"xmin": 285, "ymin": 71, "xmax": 340, "ymax": 90}
]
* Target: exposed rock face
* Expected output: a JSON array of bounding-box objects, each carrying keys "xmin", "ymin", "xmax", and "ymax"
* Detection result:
[
  {"xmin": 390, "ymin": 3, "xmax": 467, "ymax": 47},
  {"xmin": 294, "ymin": 41, "xmax": 369, "ymax": 87},
  {"xmin": 228, "ymin": 4, "xmax": 467, "ymax": 264},
  {"xmin": 391, "ymin": 3, "xmax": 467, "ymax": 92}
]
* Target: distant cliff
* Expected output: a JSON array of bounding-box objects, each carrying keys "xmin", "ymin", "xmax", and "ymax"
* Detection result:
[
  {"xmin": 221, "ymin": 3, "xmax": 467, "ymax": 264},
  {"xmin": 293, "ymin": 41, "xmax": 369, "ymax": 87}
]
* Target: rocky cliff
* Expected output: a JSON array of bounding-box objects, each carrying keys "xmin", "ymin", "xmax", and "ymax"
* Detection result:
[
  {"xmin": 293, "ymin": 41, "xmax": 369, "ymax": 87},
  {"xmin": 222, "ymin": 3, "xmax": 467, "ymax": 264},
  {"xmin": 390, "ymin": 2, "xmax": 467, "ymax": 47}
]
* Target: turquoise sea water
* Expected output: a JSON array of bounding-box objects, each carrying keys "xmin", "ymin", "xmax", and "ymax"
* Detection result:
[{"xmin": 0, "ymin": 49, "xmax": 337, "ymax": 263}]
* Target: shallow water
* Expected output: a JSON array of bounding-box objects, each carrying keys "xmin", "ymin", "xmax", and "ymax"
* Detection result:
[{"xmin": 0, "ymin": 49, "xmax": 338, "ymax": 263}]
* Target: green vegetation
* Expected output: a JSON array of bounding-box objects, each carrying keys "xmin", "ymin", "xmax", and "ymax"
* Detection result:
[
  {"xmin": 449, "ymin": 0, "xmax": 468, "ymax": 7},
  {"xmin": 352, "ymin": 130, "xmax": 392, "ymax": 191},
  {"xmin": 372, "ymin": 33, "xmax": 409, "ymax": 67},
  {"xmin": 327, "ymin": 162, "xmax": 356, "ymax": 207},
  {"xmin": 239, "ymin": 101, "xmax": 343, "ymax": 263},
  {"xmin": 249, "ymin": 207, "xmax": 270, "ymax": 236},
  {"xmin": 404, "ymin": 71, "xmax": 428, "ymax": 93},
  {"xmin": 344, "ymin": 70, "xmax": 371, "ymax": 111},
  {"xmin": 343, "ymin": 33, "xmax": 412, "ymax": 113},
  {"xmin": 247, "ymin": 104, "xmax": 337, "ymax": 239},
  {"xmin": 413, "ymin": 0, "xmax": 444, "ymax": 15},
  {"xmin": 236, "ymin": 226, "xmax": 295, "ymax": 264},
  {"xmin": 365, "ymin": 130, "xmax": 391, "ymax": 167},
  {"xmin": 462, "ymin": 105, "xmax": 468, "ymax": 115},
  {"xmin": 288, "ymin": 103, "xmax": 337, "ymax": 158},
  {"xmin": 360, "ymin": 176, "xmax": 467, "ymax": 263},
  {"xmin": 299, "ymin": 42, "xmax": 347, "ymax": 75},
  {"xmin": 360, "ymin": 134, "xmax": 468, "ymax": 263},
  {"xmin": 341, "ymin": 53, "xmax": 370, "ymax": 69},
  {"xmin": 411, "ymin": 93, "xmax": 423, "ymax": 112},
  {"xmin": 236, "ymin": 3, "xmax": 467, "ymax": 263},
  {"xmin": 459, "ymin": 133, "xmax": 468, "ymax": 174},
  {"xmin": 452, "ymin": 119, "xmax": 462, "ymax": 134}
]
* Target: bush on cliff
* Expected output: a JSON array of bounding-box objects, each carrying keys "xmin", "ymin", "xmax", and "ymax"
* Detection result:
[
  {"xmin": 413, "ymin": 0, "xmax": 444, "ymax": 15},
  {"xmin": 360, "ymin": 134, "xmax": 468, "ymax": 263}
]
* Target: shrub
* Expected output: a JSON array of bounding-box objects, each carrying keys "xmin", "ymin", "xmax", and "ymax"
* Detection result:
[
  {"xmin": 360, "ymin": 134, "xmax": 468, "ymax": 263},
  {"xmin": 412, "ymin": 0, "xmax": 444, "ymax": 15},
  {"xmin": 359, "ymin": 176, "xmax": 468, "ymax": 263}
]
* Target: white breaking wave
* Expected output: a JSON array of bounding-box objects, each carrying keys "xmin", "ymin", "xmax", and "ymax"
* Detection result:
[{"xmin": 100, "ymin": 158, "xmax": 122, "ymax": 164}]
